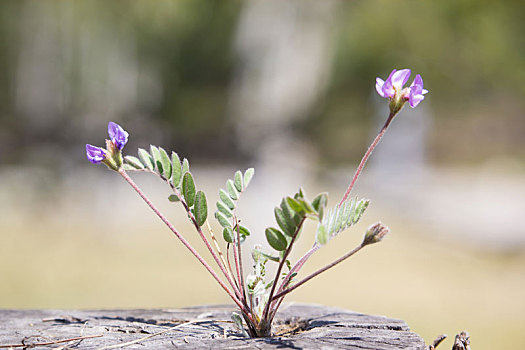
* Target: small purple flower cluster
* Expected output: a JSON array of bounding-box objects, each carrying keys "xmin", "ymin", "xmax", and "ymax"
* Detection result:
[
  {"xmin": 86, "ymin": 122, "xmax": 128, "ymax": 165},
  {"xmin": 375, "ymin": 68, "xmax": 428, "ymax": 108}
]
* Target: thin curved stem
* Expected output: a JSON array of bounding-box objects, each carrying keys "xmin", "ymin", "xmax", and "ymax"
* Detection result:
[{"xmin": 339, "ymin": 112, "xmax": 395, "ymax": 207}]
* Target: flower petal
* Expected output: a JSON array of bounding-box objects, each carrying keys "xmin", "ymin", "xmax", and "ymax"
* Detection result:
[
  {"xmin": 408, "ymin": 74, "xmax": 427, "ymax": 108},
  {"xmin": 86, "ymin": 144, "xmax": 106, "ymax": 164},
  {"xmin": 108, "ymin": 122, "xmax": 129, "ymax": 150},
  {"xmin": 391, "ymin": 69, "xmax": 411, "ymax": 89},
  {"xmin": 375, "ymin": 78, "xmax": 386, "ymax": 97}
]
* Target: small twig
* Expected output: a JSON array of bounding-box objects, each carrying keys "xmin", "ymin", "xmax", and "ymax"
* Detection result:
[
  {"xmin": 427, "ymin": 334, "xmax": 447, "ymax": 349},
  {"xmin": 452, "ymin": 331, "xmax": 470, "ymax": 350},
  {"xmin": 96, "ymin": 319, "xmax": 201, "ymax": 350},
  {"xmin": 0, "ymin": 334, "xmax": 102, "ymax": 348}
]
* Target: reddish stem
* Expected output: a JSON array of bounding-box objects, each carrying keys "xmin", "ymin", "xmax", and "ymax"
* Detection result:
[
  {"xmin": 118, "ymin": 169, "xmax": 251, "ymax": 320},
  {"xmin": 272, "ymin": 243, "xmax": 365, "ymax": 301},
  {"xmin": 263, "ymin": 217, "xmax": 306, "ymax": 321},
  {"xmin": 339, "ymin": 112, "xmax": 395, "ymax": 207}
]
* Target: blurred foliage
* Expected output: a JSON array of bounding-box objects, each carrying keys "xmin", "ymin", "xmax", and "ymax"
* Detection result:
[{"xmin": 0, "ymin": 0, "xmax": 523, "ymax": 165}]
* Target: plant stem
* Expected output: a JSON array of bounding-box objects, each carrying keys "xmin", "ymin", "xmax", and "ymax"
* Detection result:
[
  {"xmin": 206, "ymin": 221, "xmax": 233, "ymax": 283},
  {"xmin": 235, "ymin": 223, "xmax": 247, "ymax": 304},
  {"xmin": 275, "ymin": 243, "xmax": 320, "ymax": 297},
  {"xmin": 339, "ymin": 112, "xmax": 395, "ymax": 207},
  {"xmin": 272, "ymin": 243, "xmax": 365, "ymax": 301},
  {"xmin": 177, "ymin": 189, "xmax": 244, "ymax": 300},
  {"xmin": 118, "ymin": 169, "xmax": 250, "ymax": 318},
  {"xmin": 262, "ymin": 217, "xmax": 306, "ymax": 321}
]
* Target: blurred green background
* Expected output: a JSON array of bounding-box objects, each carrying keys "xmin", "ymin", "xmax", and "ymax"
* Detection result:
[{"xmin": 1, "ymin": 1, "xmax": 524, "ymax": 349}]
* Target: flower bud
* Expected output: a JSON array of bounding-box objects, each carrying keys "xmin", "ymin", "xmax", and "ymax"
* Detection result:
[{"xmin": 362, "ymin": 222, "xmax": 390, "ymax": 246}]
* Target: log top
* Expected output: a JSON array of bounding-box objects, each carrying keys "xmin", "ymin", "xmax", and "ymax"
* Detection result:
[{"xmin": 0, "ymin": 304, "xmax": 425, "ymax": 349}]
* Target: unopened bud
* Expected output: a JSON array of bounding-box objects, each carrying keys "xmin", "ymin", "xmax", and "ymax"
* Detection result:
[{"xmin": 362, "ymin": 222, "xmax": 390, "ymax": 246}]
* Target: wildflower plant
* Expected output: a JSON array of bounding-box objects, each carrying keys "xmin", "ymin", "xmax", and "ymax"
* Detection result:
[{"xmin": 86, "ymin": 68, "xmax": 427, "ymax": 337}]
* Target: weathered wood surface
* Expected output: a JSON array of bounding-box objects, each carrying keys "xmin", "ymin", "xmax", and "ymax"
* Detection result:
[{"xmin": 0, "ymin": 304, "xmax": 425, "ymax": 349}]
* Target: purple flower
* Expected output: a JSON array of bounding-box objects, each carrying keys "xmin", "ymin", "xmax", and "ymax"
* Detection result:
[
  {"xmin": 375, "ymin": 68, "xmax": 428, "ymax": 111},
  {"xmin": 86, "ymin": 144, "xmax": 107, "ymax": 164},
  {"xmin": 376, "ymin": 69, "xmax": 411, "ymax": 98},
  {"xmin": 108, "ymin": 122, "xmax": 129, "ymax": 150},
  {"xmin": 408, "ymin": 74, "xmax": 428, "ymax": 108}
]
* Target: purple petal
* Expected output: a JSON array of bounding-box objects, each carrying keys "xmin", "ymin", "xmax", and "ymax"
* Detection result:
[
  {"xmin": 375, "ymin": 78, "xmax": 386, "ymax": 97},
  {"xmin": 108, "ymin": 122, "xmax": 129, "ymax": 150},
  {"xmin": 391, "ymin": 69, "xmax": 411, "ymax": 89},
  {"xmin": 380, "ymin": 69, "xmax": 397, "ymax": 98},
  {"xmin": 86, "ymin": 144, "xmax": 106, "ymax": 164},
  {"xmin": 408, "ymin": 74, "xmax": 428, "ymax": 108}
]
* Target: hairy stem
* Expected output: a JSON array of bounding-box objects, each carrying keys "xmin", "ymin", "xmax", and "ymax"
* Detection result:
[
  {"xmin": 272, "ymin": 243, "xmax": 365, "ymax": 301},
  {"xmin": 339, "ymin": 112, "xmax": 395, "ymax": 207},
  {"xmin": 118, "ymin": 169, "xmax": 251, "ymax": 318}
]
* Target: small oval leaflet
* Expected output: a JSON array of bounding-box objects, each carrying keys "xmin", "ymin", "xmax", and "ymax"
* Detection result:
[
  {"xmin": 223, "ymin": 227, "xmax": 234, "ymax": 243},
  {"xmin": 138, "ymin": 148, "xmax": 154, "ymax": 170},
  {"xmin": 168, "ymin": 194, "xmax": 180, "ymax": 202},
  {"xmin": 219, "ymin": 189, "xmax": 235, "ymax": 210},
  {"xmin": 182, "ymin": 172, "xmax": 196, "ymax": 207},
  {"xmin": 194, "ymin": 191, "xmax": 208, "ymax": 227},
  {"xmin": 171, "ymin": 151, "xmax": 182, "ymax": 187},
  {"xmin": 215, "ymin": 211, "xmax": 231, "ymax": 228},
  {"xmin": 234, "ymin": 170, "xmax": 243, "ymax": 192},
  {"xmin": 265, "ymin": 227, "xmax": 287, "ymax": 251},
  {"xmin": 150, "ymin": 145, "xmax": 163, "ymax": 174},
  {"xmin": 159, "ymin": 147, "xmax": 172, "ymax": 179},
  {"xmin": 243, "ymin": 168, "xmax": 255, "ymax": 188},
  {"xmin": 274, "ymin": 207, "xmax": 294, "ymax": 237},
  {"xmin": 124, "ymin": 155, "xmax": 144, "ymax": 169},
  {"xmin": 226, "ymin": 179, "xmax": 239, "ymax": 200},
  {"xmin": 181, "ymin": 158, "xmax": 190, "ymax": 176},
  {"xmin": 216, "ymin": 200, "xmax": 234, "ymax": 218}
]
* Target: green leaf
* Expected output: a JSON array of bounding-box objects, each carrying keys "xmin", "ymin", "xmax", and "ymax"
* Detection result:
[
  {"xmin": 236, "ymin": 225, "xmax": 251, "ymax": 237},
  {"xmin": 216, "ymin": 200, "xmax": 233, "ymax": 218},
  {"xmin": 311, "ymin": 192, "xmax": 328, "ymax": 212},
  {"xmin": 168, "ymin": 194, "xmax": 180, "ymax": 202},
  {"xmin": 280, "ymin": 199, "xmax": 297, "ymax": 227},
  {"xmin": 181, "ymin": 158, "xmax": 189, "ymax": 175},
  {"xmin": 243, "ymin": 168, "xmax": 255, "ymax": 188},
  {"xmin": 274, "ymin": 207, "xmax": 294, "ymax": 236},
  {"xmin": 316, "ymin": 224, "xmax": 329, "ymax": 245},
  {"xmin": 194, "ymin": 191, "xmax": 208, "ymax": 227},
  {"xmin": 182, "ymin": 172, "xmax": 196, "ymax": 207},
  {"xmin": 171, "ymin": 152, "xmax": 182, "ymax": 187},
  {"xmin": 226, "ymin": 179, "xmax": 239, "ymax": 200},
  {"xmin": 265, "ymin": 228, "xmax": 287, "ymax": 251},
  {"xmin": 223, "ymin": 227, "xmax": 234, "ymax": 243},
  {"xmin": 231, "ymin": 312, "xmax": 248, "ymax": 337},
  {"xmin": 122, "ymin": 164, "xmax": 137, "ymax": 171},
  {"xmin": 159, "ymin": 147, "xmax": 172, "ymax": 179},
  {"xmin": 216, "ymin": 211, "xmax": 231, "ymax": 229},
  {"xmin": 219, "ymin": 189, "xmax": 235, "ymax": 210},
  {"xmin": 286, "ymin": 197, "xmax": 305, "ymax": 214},
  {"xmin": 138, "ymin": 148, "xmax": 154, "ymax": 170},
  {"xmin": 124, "ymin": 156, "xmax": 144, "ymax": 169},
  {"xmin": 352, "ymin": 199, "xmax": 370, "ymax": 224},
  {"xmin": 298, "ymin": 198, "xmax": 315, "ymax": 214},
  {"xmin": 234, "ymin": 170, "xmax": 243, "ymax": 192},
  {"xmin": 150, "ymin": 145, "xmax": 162, "ymax": 173}
]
